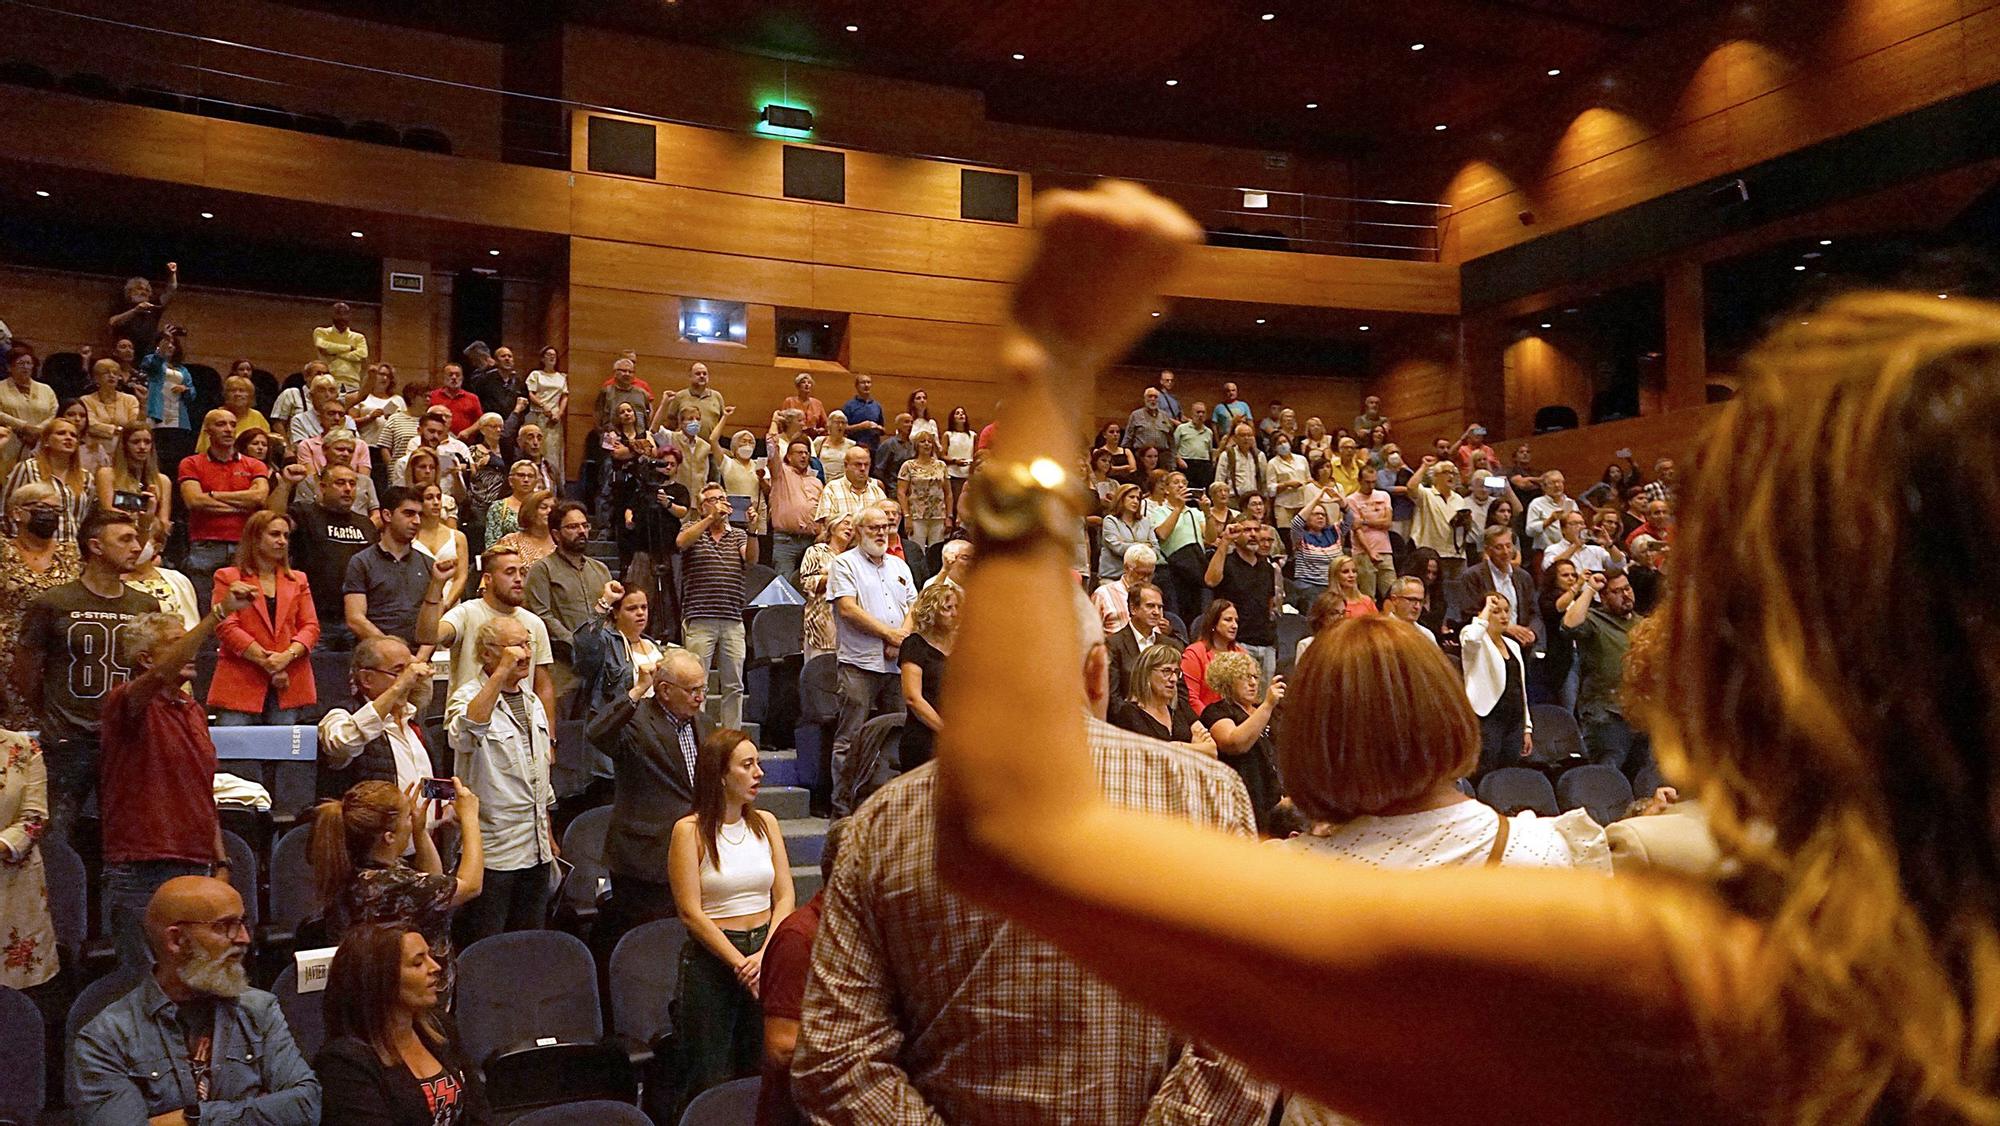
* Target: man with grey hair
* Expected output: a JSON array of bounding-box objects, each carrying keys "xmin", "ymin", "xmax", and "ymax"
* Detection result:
[
  {"xmin": 73, "ymin": 876, "xmax": 320, "ymax": 1125},
  {"xmin": 1525, "ymin": 469, "xmax": 1578, "ymax": 551},
  {"xmin": 924, "ymin": 538, "xmax": 974, "ymax": 592},
  {"xmin": 317, "ymin": 636, "xmax": 437, "ymax": 802},
  {"xmin": 1385, "ymin": 575, "xmax": 1440, "ymax": 646},
  {"xmin": 816, "ymin": 445, "xmax": 888, "ymax": 528},
  {"xmin": 827, "ymin": 503, "xmax": 917, "ymax": 815},
  {"xmin": 587, "ymin": 646, "xmax": 712, "ymax": 934},
  {"xmin": 97, "ymin": 581, "xmax": 256, "ymax": 972},
  {"xmin": 793, "ymin": 590, "xmax": 1273, "ymax": 1122},
  {"xmin": 450, "ymin": 615, "xmax": 556, "ymax": 940},
  {"xmin": 1092, "ymin": 542, "xmax": 1158, "ymax": 634}
]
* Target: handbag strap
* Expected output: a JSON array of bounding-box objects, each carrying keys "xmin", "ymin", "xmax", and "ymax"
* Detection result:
[{"xmin": 1484, "ymin": 809, "xmax": 1512, "ymax": 867}]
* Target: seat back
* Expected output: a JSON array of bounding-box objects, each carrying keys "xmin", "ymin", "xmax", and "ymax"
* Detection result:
[
  {"xmin": 799, "ymin": 653, "xmax": 841, "ymax": 725},
  {"xmin": 1528, "ymin": 705, "xmax": 1588, "ymax": 765},
  {"xmin": 40, "ymin": 834, "xmax": 87, "ymax": 961},
  {"xmin": 1555, "ymin": 764, "xmax": 1636, "ymax": 827},
  {"xmin": 65, "ymin": 971, "xmax": 144, "ymax": 1105},
  {"xmin": 750, "ymin": 604, "xmax": 804, "ymax": 661},
  {"xmin": 1534, "ymin": 405, "xmax": 1581, "ymax": 434},
  {"xmin": 0, "ymin": 986, "xmax": 43, "ymax": 1124},
  {"xmin": 514, "ymin": 1098, "xmax": 652, "ymax": 1125},
  {"xmin": 1275, "ymin": 614, "xmax": 1312, "ymax": 676},
  {"xmin": 268, "ymin": 824, "xmax": 318, "ymax": 939},
  {"xmin": 744, "ymin": 563, "xmax": 778, "ymax": 603},
  {"xmin": 456, "ymin": 930, "xmax": 601, "ymax": 1067},
  {"xmin": 270, "ymin": 965, "xmax": 327, "ymax": 1061},
  {"xmin": 221, "ymin": 829, "xmax": 260, "ymax": 930},
  {"xmin": 483, "ymin": 1041, "xmax": 636, "ymax": 1116},
  {"xmin": 608, "ymin": 918, "xmax": 689, "ymax": 1044},
  {"xmin": 559, "ymin": 806, "xmax": 613, "ymax": 914},
  {"xmin": 678, "ymin": 1076, "xmax": 763, "ymax": 1125},
  {"xmin": 854, "ymin": 712, "xmax": 907, "ymax": 807},
  {"xmin": 1477, "ymin": 768, "xmax": 1559, "ymax": 818}
]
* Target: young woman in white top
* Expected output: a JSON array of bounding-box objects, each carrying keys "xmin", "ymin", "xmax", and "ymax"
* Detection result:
[
  {"xmin": 812, "ymin": 411, "xmax": 855, "ymax": 470},
  {"xmin": 525, "ymin": 346, "xmax": 569, "ymax": 483},
  {"xmin": 1460, "ymin": 592, "xmax": 1533, "ymax": 778},
  {"xmin": 413, "ymin": 483, "xmax": 469, "ymax": 606},
  {"xmin": 347, "ymin": 362, "xmax": 404, "ymax": 467},
  {"xmin": 943, "ymin": 406, "xmax": 976, "ymax": 506},
  {"xmin": 122, "ymin": 524, "xmax": 201, "ymax": 629},
  {"xmin": 668, "ymin": 725, "xmax": 793, "ymax": 1112}
]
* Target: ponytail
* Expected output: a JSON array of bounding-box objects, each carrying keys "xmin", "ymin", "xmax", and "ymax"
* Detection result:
[{"xmin": 309, "ymin": 781, "xmax": 405, "ymax": 908}]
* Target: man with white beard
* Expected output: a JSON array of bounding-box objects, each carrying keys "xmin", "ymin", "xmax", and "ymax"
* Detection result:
[
  {"xmin": 827, "ymin": 503, "xmax": 919, "ymax": 815},
  {"xmin": 72, "ymin": 876, "xmax": 321, "ymax": 1125},
  {"xmin": 317, "ymin": 637, "xmax": 439, "ymax": 804}
]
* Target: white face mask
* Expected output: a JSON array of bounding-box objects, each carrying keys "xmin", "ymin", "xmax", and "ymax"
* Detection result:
[{"xmin": 135, "ymin": 541, "xmax": 159, "ymax": 567}]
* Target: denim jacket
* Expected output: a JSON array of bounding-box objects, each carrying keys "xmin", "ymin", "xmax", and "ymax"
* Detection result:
[
  {"xmin": 72, "ymin": 975, "xmax": 321, "ymax": 1126},
  {"xmin": 571, "ymin": 615, "xmax": 636, "ymax": 717}
]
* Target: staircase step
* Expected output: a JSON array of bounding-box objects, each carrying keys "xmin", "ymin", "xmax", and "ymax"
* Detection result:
[
  {"xmin": 760, "ymin": 748, "xmax": 800, "ymax": 786},
  {"xmin": 754, "ymin": 785, "xmax": 810, "ymax": 820},
  {"xmin": 792, "ymin": 864, "xmax": 823, "ymax": 900},
  {"xmin": 777, "ymin": 816, "xmax": 828, "ymax": 865}
]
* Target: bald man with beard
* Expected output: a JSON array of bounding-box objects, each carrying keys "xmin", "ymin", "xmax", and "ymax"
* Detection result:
[{"xmin": 72, "ymin": 876, "xmax": 320, "ymax": 1125}]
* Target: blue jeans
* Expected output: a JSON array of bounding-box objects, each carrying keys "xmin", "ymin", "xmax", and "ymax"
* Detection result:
[
  {"xmin": 185, "ymin": 540, "xmax": 235, "ymax": 613},
  {"xmin": 1583, "ymin": 715, "xmax": 1652, "ymax": 782},
  {"xmin": 1242, "ymin": 644, "xmax": 1278, "ymax": 693},
  {"xmin": 106, "ymin": 859, "xmax": 214, "ymax": 973},
  {"xmin": 773, "ymin": 532, "xmax": 815, "ymax": 586}
]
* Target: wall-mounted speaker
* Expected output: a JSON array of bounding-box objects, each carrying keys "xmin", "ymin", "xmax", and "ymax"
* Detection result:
[
  {"xmin": 587, "ymin": 116, "xmax": 657, "ymax": 179},
  {"xmin": 782, "ymin": 146, "xmax": 846, "ymax": 204},
  {"xmin": 961, "ymin": 169, "xmax": 1021, "ymax": 223}
]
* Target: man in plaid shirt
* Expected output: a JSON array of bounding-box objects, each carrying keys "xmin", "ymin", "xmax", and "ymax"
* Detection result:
[{"xmin": 792, "ymin": 596, "xmax": 1275, "ymax": 1124}]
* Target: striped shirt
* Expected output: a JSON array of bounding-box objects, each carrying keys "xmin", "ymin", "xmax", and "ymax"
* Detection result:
[
  {"xmin": 681, "ymin": 525, "xmax": 748, "ymax": 621},
  {"xmin": 793, "ymin": 717, "xmax": 1275, "ymax": 1124}
]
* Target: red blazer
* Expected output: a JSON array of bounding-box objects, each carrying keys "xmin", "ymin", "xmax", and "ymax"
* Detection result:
[{"xmin": 207, "ymin": 566, "xmax": 321, "ymax": 714}]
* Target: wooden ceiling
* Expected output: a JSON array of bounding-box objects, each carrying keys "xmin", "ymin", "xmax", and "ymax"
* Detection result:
[{"xmin": 274, "ymin": 0, "xmax": 1722, "ymax": 156}]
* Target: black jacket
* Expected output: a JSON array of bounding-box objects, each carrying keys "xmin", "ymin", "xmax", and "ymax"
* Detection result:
[
  {"xmin": 1106, "ymin": 624, "xmax": 1187, "ymax": 708},
  {"xmin": 314, "ymin": 1032, "xmax": 491, "ymax": 1126},
  {"xmin": 586, "ymin": 694, "xmax": 710, "ymax": 879}
]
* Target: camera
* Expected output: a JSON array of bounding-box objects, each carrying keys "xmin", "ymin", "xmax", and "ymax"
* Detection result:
[
  {"xmin": 112, "ymin": 490, "xmax": 150, "ymax": 513},
  {"xmin": 420, "ymin": 778, "xmax": 457, "ymax": 802}
]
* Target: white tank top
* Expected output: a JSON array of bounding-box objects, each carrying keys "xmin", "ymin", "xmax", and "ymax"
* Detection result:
[{"xmin": 699, "ymin": 816, "xmax": 775, "ymax": 918}]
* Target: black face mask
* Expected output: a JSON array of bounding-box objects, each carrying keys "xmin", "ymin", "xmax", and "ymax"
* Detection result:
[{"xmin": 23, "ymin": 509, "xmax": 60, "ymax": 539}]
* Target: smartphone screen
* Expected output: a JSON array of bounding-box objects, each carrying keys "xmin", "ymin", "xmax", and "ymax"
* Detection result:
[
  {"xmin": 728, "ymin": 495, "xmax": 752, "ymax": 525},
  {"xmin": 420, "ymin": 778, "xmax": 457, "ymax": 803}
]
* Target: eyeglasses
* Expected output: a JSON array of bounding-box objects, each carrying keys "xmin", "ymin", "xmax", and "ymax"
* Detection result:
[
  {"xmin": 663, "ymin": 679, "xmax": 706, "ymax": 695},
  {"xmin": 176, "ymin": 915, "xmax": 249, "ymax": 937}
]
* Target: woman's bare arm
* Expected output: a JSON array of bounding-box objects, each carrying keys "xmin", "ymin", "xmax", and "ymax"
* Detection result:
[{"xmin": 934, "ymin": 182, "xmax": 1752, "ymax": 1126}]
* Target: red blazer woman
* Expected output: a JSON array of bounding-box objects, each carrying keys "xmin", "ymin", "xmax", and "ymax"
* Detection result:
[{"xmin": 207, "ymin": 566, "xmax": 321, "ymax": 714}]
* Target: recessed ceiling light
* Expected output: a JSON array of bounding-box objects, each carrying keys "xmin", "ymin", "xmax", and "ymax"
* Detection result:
[
  {"xmin": 1410, "ymin": 42, "xmax": 1425, "ymax": 51},
  {"xmin": 1261, "ymin": 12, "xmax": 1275, "ymax": 20},
  {"xmin": 1939, "ymin": 293, "xmax": 1951, "ymax": 299},
  {"xmin": 1819, "ymin": 239, "xmax": 1833, "ymax": 246},
  {"xmin": 488, "ymin": 249, "xmax": 500, "ymax": 256},
  {"xmin": 33, "ymin": 190, "xmax": 49, "ymax": 198},
  {"xmin": 1802, "ymin": 252, "xmax": 1822, "ymax": 259},
  {"xmin": 1150, "ymin": 311, "xmax": 1162, "ymax": 317},
  {"xmin": 1305, "ymin": 101, "xmax": 1318, "ymax": 109},
  {"xmin": 199, "ymin": 211, "xmax": 214, "ymax": 219},
  {"xmin": 349, "ymin": 230, "xmax": 365, "ymax": 238},
  {"xmin": 1564, "ymin": 307, "xmax": 1580, "ymax": 313},
  {"xmin": 1546, "ymin": 68, "xmax": 1562, "ymax": 76},
  {"xmin": 1358, "ymin": 325, "xmax": 1371, "ymax": 332},
  {"xmin": 1011, "ymin": 52, "xmax": 1025, "ymax": 60},
  {"xmin": 844, "ymin": 24, "xmax": 858, "ymax": 31},
  {"xmin": 1800, "ymin": 320, "xmax": 1810, "ymax": 326},
  {"xmin": 1793, "ymin": 265, "xmax": 1807, "ymax": 271},
  {"xmin": 1541, "ymin": 322, "xmax": 1553, "ymax": 329},
  {"xmin": 1434, "ymin": 124, "xmax": 1448, "ymax": 131},
  {"xmin": 1255, "ymin": 318, "xmax": 1267, "ymax": 325},
  {"xmin": 1165, "ymin": 79, "xmax": 1179, "ymax": 86}
]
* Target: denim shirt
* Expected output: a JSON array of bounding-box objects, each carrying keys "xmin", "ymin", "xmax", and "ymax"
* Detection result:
[{"xmin": 72, "ymin": 975, "xmax": 321, "ymax": 1126}]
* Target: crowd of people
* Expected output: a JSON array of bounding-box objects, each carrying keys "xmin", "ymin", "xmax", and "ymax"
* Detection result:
[{"xmin": 0, "ymin": 170, "xmax": 1971, "ymax": 1126}]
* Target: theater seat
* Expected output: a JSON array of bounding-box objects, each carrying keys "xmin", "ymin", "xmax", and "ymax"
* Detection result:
[
  {"xmin": 1555, "ymin": 764, "xmax": 1634, "ymax": 827},
  {"xmin": 457, "ymin": 931, "xmax": 603, "ymax": 1068},
  {"xmin": 270, "ymin": 965, "xmax": 327, "ymax": 1061},
  {"xmin": 1477, "ymin": 768, "xmax": 1558, "ymax": 818},
  {"xmin": 0, "ymin": 986, "xmax": 43, "ymax": 1125},
  {"xmin": 514, "ymin": 1100, "xmax": 651, "ymax": 1125},
  {"xmin": 678, "ymin": 1077, "xmax": 761, "ymax": 1126},
  {"xmin": 609, "ymin": 918, "xmax": 688, "ymax": 1054}
]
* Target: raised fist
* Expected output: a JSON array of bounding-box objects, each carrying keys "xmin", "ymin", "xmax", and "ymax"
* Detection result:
[
  {"xmin": 220, "ymin": 582, "xmax": 258, "ymax": 615},
  {"xmin": 432, "ymin": 557, "xmax": 456, "ymax": 584},
  {"xmin": 601, "ymin": 580, "xmax": 625, "ymax": 604},
  {"xmin": 282, "ymin": 463, "xmax": 311, "ymax": 483}
]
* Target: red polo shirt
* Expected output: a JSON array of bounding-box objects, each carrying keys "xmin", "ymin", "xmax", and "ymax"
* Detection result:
[
  {"xmin": 99, "ymin": 679, "xmax": 219, "ymax": 864},
  {"xmin": 178, "ymin": 451, "xmax": 270, "ymax": 543},
  {"xmin": 429, "ymin": 387, "xmax": 483, "ymax": 433}
]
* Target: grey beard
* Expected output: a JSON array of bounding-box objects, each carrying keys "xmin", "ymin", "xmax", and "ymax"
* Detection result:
[
  {"xmin": 179, "ymin": 944, "xmax": 251, "ymax": 999},
  {"xmin": 860, "ymin": 539, "xmax": 887, "ymax": 560},
  {"xmin": 407, "ymin": 675, "xmax": 437, "ymax": 714}
]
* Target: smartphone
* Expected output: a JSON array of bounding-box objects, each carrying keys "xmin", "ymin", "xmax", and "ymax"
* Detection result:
[
  {"xmin": 112, "ymin": 490, "xmax": 150, "ymax": 513},
  {"xmin": 1483, "ymin": 475, "xmax": 1506, "ymax": 492},
  {"xmin": 1615, "ymin": 448, "xmax": 1633, "ymax": 460},
  {"xmin": 728, "ymin": 495, "xmax": 752, "ymax": 525},
  {"xmin": 419, "ymin": 778, "xmax": 457, "ymax": 803}
]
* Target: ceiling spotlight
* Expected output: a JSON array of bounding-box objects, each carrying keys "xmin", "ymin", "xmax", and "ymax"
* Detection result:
[
  {"xmin": 1541, "ymin": 323, "xmax": 1553, "ymax": 329},
  {"xmin": 488, "ymin": 249, "xmax": 501, "ymax": 256},
  {"xmin": 1433, "ymin": 124, "xmax": 1448, "ymax": 131},
  {"xmin": 199, "ymin": 211, "xmax": 215, "ymax": 220},
  {"xmin": 1011, "ymin": 52, "xmax": 1025, "ymax": 60},
  {"xmin": 350, "ymin": 230, "xmax": 365, "ymax": 238},
  {"xmin": 1165, "ymin": 79, "xmax": 1179, "ymax": 86},
  {"xmin": 1818, "ymin": 239, "xmax": 1833, "ymax": 246},
  {"xmin": 1793, "ymin": 265, "xmax": 1807, "ymax": 271},
  {"xmin": 844, "ymin": 24, "xmax": 858, "ymax": 31},
  {"xmin": 1305, "ymin": 101, "xmax": 1318, "ymax": 109},
  {"xmin": 1261, "ymin": 12, "xmax": 1276, "ymax": 19},
  {"xmin": 1563, "ymin": 307, "xmax": 1580, "ymax": 313},
  {"xmin": 1410, "ymin": 42, "xmax": 1425, "ymax": 51},
  {"xmin": 1150, "ymin": 311, "xmax": 1162, "ymax": 317},
  {"xmin": 1255, "ymin": 318, "xmax": 1267, "ymax": 325},
  {"xmin": 1358, "ymin": 325, "xmax": 1371, "ymax": 332},
  {"xmin": 1802, "ymin": 252, "xmax": 1822, "ymax": 259},
  {"xmin": 1546, "ymin": 68, "xmax": 1562, "ymax": 76},
  {"xmin": 33, "ymin": 190, "xmax": 49, "ymax": 198},
  {"xmin": 1940, "ymin": 293, "xmax": 1951, "ymax": 299}
]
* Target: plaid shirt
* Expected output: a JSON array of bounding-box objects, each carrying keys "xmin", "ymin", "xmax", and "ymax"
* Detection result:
[{"xmin": 793, "ymin": 717, "xmax": 1275, "ymax": 1125}]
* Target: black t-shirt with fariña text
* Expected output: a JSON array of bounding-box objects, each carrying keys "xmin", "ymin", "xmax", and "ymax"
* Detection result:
[
  {"xmin": 1211, "ymin": 552, "xmax": 1278, "ymax": 647},
  {"xmin": 290, "ymin": 503, "xmax": 378, "ymax": 625},
  {"xmin": 18, "ymin": 580, "xmax": 161, "ymax": 742}
]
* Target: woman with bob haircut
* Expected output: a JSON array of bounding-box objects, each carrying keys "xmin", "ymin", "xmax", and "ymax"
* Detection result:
[
  {"xmin": 935, "ymin": 185, "xmax": 2000, "ymax": 1126},
  {"xmin": 315, "ymin": 923, "xmax": 492, "ymax": 1125}
]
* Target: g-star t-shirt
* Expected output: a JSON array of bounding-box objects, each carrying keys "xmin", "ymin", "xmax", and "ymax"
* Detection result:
[{"xmin": 18, "ymin": 580, "xmax": 162, "ymax": 742}]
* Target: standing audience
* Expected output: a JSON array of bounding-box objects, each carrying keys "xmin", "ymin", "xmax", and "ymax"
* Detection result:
[
  {"xmin": 207, "ymin": 510, "xmax": 319, "ymax": 726},
  {"xmin": 827, "ymin": 505, "xmax": 918, "ymax": 816}
]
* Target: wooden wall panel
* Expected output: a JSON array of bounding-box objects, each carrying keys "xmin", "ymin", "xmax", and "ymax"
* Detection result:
[
  {"xmin": 808, "ymin": 266, "xmax": 1012, "ymax": 325},
  {"xmin": 1372, "ymin": 356, "xmax": 1466, "ymax": 445},
  {"xmin": 1503, "ymin": 335, "xmax": 1594, "ymax": 440},
  {"xmin": 1514, "ymin": 406, "xmax": 1728, "ymax": 489},
  {"xmin": 1173, "ymin": 245, "xmax": 1460, "ymax": 315},
  {"xmin": 569, "ymin": 240, "xmax": 815, "ymax": 307},
  {"xmin": 378, "ymin": 259, "xmax": 441, "ymax": 377},
  {"xmin": 807, "ymin": 208, "xmax": 1033, "ymax": 282},
  {"xmin": 569, "ymin": 177, "xmax": 812, "ymax": 261},
  {"xmin": 0, "ymin": 265, "xmax": 379, "ymax": 378},
  {"xmin": 846, "ymin": 316, "xmax": 1002, "ymax": 381}
]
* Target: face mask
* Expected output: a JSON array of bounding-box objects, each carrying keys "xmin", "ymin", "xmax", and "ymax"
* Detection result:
[
  {"xmin": 1387, "ymin": 455, "xmax": 1405, "ymax": 469},
  {"xmin": 1274, "ymin": 443, "xmax": 1290, "ymax": 456},
  {"xmin": 24, "ymin": 509, "xmax": 60, "ymax": 538},
  {"xmin": 684, "ymin": 421, "xmax": 701, "ymax": 437},
  {"xmin": 135, "ymin": 541, "xmax": 159, "ymax": 566}
]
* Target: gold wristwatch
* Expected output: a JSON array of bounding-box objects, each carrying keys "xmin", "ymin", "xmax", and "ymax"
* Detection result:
[{"xmin": 960, "ymin": 457, "xmax": 1089, "ymax": 550}]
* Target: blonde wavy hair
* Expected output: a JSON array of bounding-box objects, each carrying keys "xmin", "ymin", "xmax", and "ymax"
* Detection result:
[{"xmin": 1646, "ymin": 292, "xmax": 2000, "ymax": 1124}]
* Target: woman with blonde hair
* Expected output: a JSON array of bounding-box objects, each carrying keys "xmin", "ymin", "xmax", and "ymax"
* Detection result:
[
  {"xmin": 897, "ymin": 580, "xmax": 959, "ymax": 770},
  {"xmin": 0, "ymin": 482, "xmax": 80, "ymax": 726},
  {"xmin": 493, "ymin": 489, "xmax": 555, "ymax": 568},
  {"xmin": 1200, "ymin": 649, "xmax": 1285, "ymax": 834},
  {"xmin": 940, "ymin": 185, "xmax": 2000, "ymax": 1126},
  {"xmin": 482, "ymin": 460, "xmax": 543, "ymax": 549},
  {"xmin": 798, "ymin": 514, "xmax": 855, "ymax": 660},
  {"xmin": 79, "ymin": 357, "xmax": 140, "ymax": 470},
  {"xmin": 94, "ymin": 422, "xmax": 171, "ymax": 546}
]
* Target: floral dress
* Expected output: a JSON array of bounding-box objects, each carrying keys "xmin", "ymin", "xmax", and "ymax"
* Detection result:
[
  {"xmin": 799, "ymin": 542, "xmax": 839, "ymax": 656},
  {"xmin": 0, "ymin": 538, "xmax": 80, "ymax": 728},
  {"xmin": 897, "ymin": 458, "xmax": 950, "ymax": 521},
  {"xmin": 328, "ymin": 861, "xmax": 462, "ymax": 999},
  {"xmin": 0, "ymin": 731, "xmax": 57, "ymax": 990}
]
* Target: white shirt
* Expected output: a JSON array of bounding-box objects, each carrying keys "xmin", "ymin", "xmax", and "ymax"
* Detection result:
[
  {"xmin": 1541, "ymin": 541, "xmax": 1611, "ymax": 575},
  {"xmin": 447, "ymin": 679, "xmax": 554, "ymax": 871},
  {"xmin": 1287, "ymin": 799, "xmax": 1611, "ymax": 872},
  {"xmin": 318, "ymin": 698, "xmax": 437, "ymax": 845},
  {"xmin": 1481, "ymin": 561, "xmax": 1522, "ymax": 624},
  {"xmin": 440, "ymin": 600, "xmax": 554, "ymax": 699},
  {"xmin": 826, "ymin": 547, "xmax": 917, "ymax": 673},
  {"xmin": 1526, "ymin": 494, "xmax": 1579, "ymax": 551}
]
